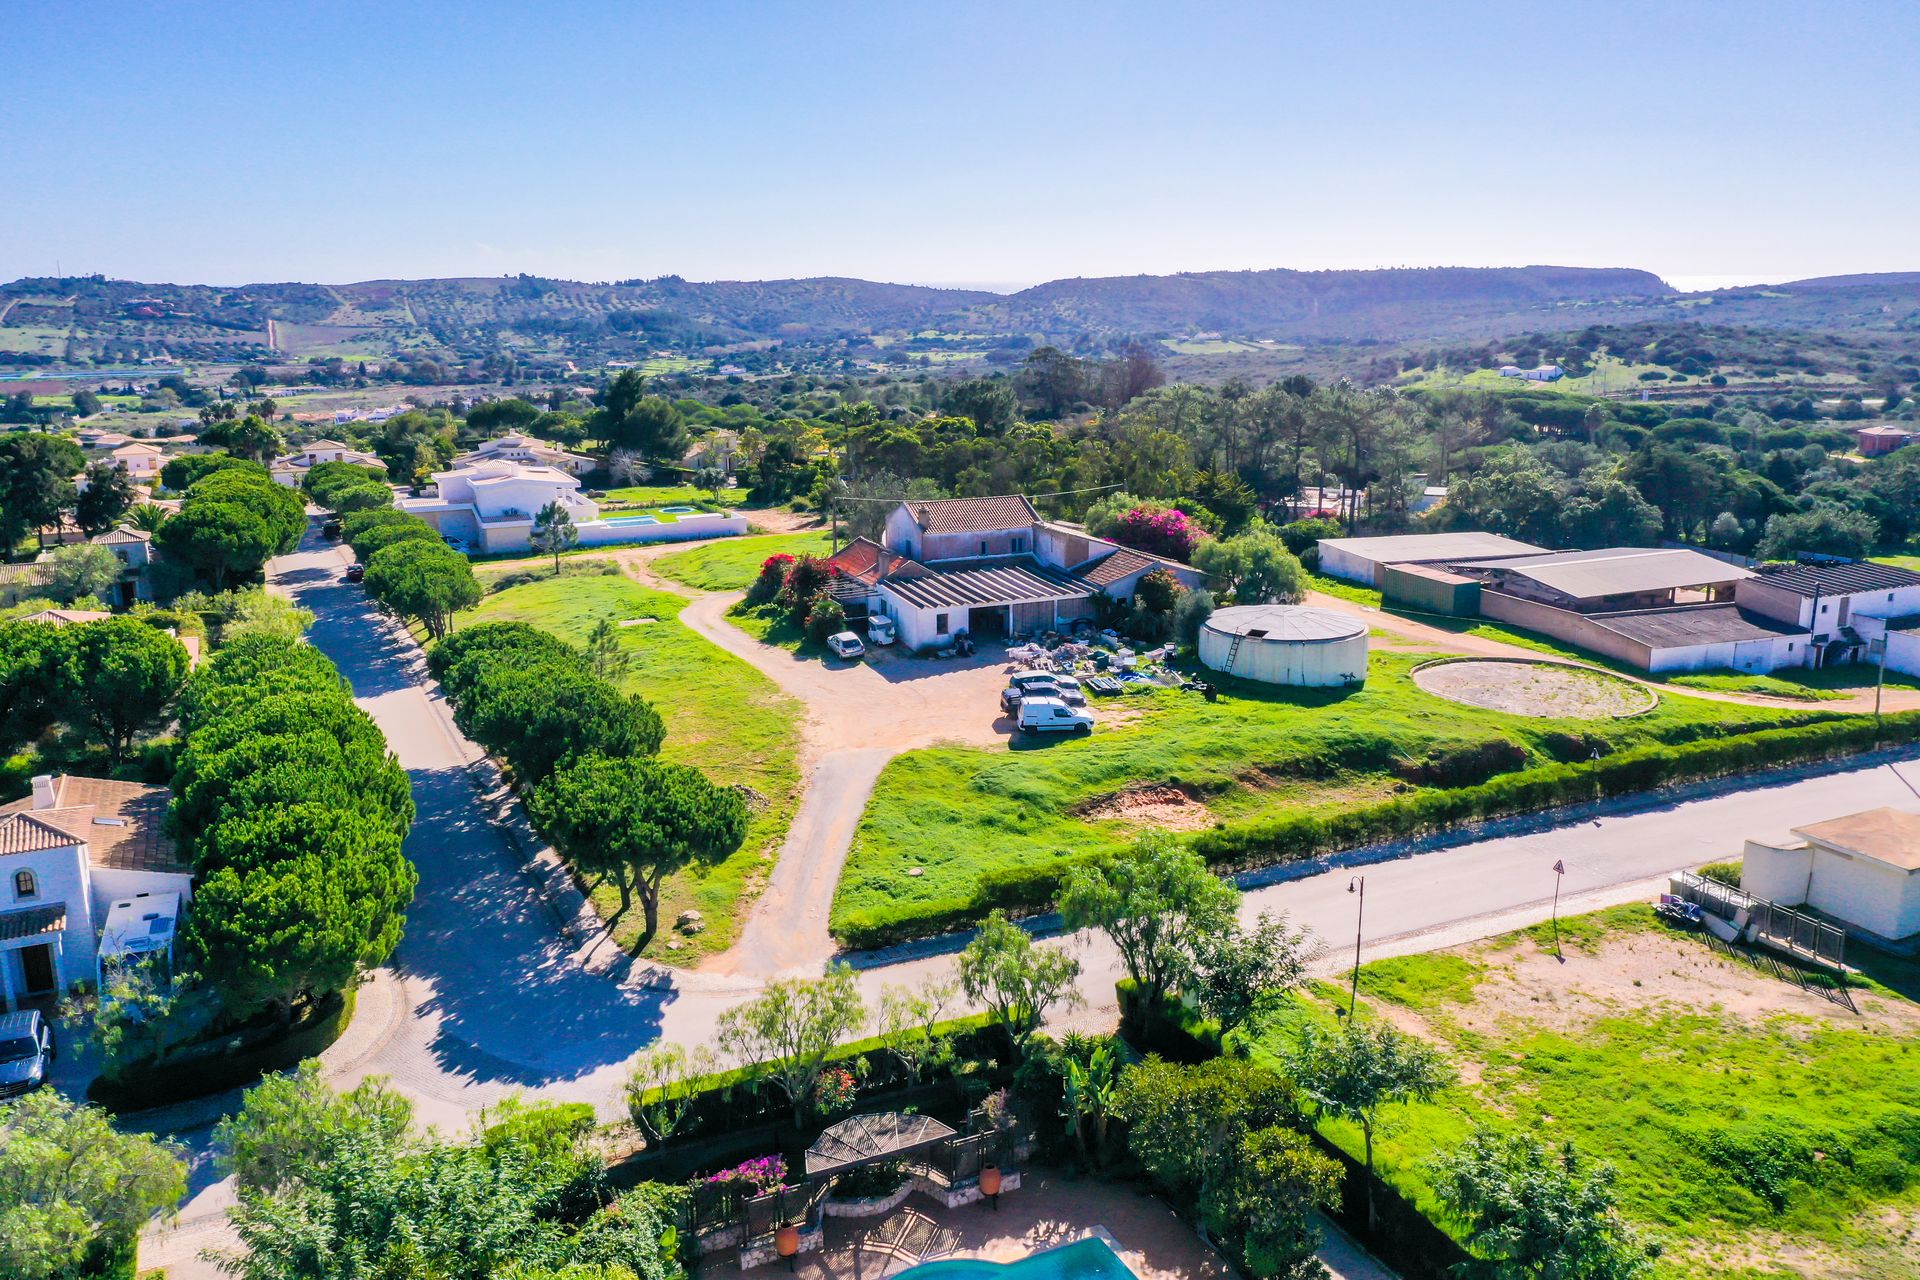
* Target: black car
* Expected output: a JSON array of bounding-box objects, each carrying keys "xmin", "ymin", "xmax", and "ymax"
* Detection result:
[
  {"xmin": 345, "ymin": 564, "xmax": 366, "ymax": 583},
  {"xmin": 321, "ymin": 518, "xmax": 343, "ymax": 540},
  {"xmin": 0, "ymin": 1009, "xmax": 54, "ymax": 1099}
]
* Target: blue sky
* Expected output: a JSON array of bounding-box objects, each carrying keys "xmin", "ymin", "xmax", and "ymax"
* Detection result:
[{"xmin": 6, "ymin": 1, "xmax": 1917, "ymax": 288}]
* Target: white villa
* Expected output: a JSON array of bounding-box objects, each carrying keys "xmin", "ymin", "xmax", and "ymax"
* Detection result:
[
  {"xmin": 270, "ymin": 439, "xmax": 388, "ymax": 488},
  {"xmin": 396, "ymin": 458, "xmax": 747, "ymax": 553},
  {"xmin": 452, "ymin": 433, "xmax": 596, "ymax": 476},
  {"xmin": 0, "ymin": 775, "xmax": 191, "ymax": 1010},
  {"xmin": 824, "ymin": 495, "xmax": 1205, "ymax": 651},
  {"xmin": 107, "ymin": 442, "xmax": 166, "ymax": 482}
]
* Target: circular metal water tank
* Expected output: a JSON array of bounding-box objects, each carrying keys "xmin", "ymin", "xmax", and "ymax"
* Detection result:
[{"xmin": 1198, "ymin": 605, "xmax": 1369, "ymax": 686}]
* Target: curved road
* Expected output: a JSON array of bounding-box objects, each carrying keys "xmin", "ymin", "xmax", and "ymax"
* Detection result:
[{"xmin": 140, "ymin": 530, "xmax": 1920, "ymax": 1275}]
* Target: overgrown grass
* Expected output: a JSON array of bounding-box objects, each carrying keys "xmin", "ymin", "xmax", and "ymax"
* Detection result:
[
  {"xmin": 458, "ymin": 568, "xmax": 804, "ymax": 958},
  {"xmin": 829, "ymin": 652, "xmax": 1825, "ymax": 938},
  {"xmin": 651, "ymin": 531, "xmax": 835, "ymax": 593},
  {"xmin": 1258, "ymin": 906, "xmax": 1920, "ymax": 1278}
]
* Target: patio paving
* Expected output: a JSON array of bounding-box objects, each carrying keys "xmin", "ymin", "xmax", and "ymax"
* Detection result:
[{"xmin": 717, "ymin": 1169, "xmax": 1234, "ymax": 1280}]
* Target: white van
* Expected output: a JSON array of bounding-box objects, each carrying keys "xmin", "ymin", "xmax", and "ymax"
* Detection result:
[
  {"xmin": 866, "ymin": 614, "xmax": 897, "ymax": 646},
  {"xmin": 1016, "ymin": 696, "xmax": 1094, "ymax": 735}
]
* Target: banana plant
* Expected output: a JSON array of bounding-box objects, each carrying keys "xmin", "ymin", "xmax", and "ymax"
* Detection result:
[{"xmin": 1060, "ymin": 1039, "xmax": 1122, "ymax": 1166}]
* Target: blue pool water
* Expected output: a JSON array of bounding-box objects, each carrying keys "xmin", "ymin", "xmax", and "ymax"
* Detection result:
[
  {"xmin": 896, "ymin": 1238, "xmax": 1137, "ymax": 1280},
  {"xmin": 659, "ymin": 505, "xmax": 699, "ymax": 514},
  {"xmin": 601, "ymin": 515, "xmax": 660, "ymax": 526}
]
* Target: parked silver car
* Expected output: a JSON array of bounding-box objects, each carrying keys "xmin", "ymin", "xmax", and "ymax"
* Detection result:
[
  {"xmin": 1000, "ymin": 669, "xmax": 1086, "ymax": 712},
  {"xmin": 0, "ymin": 1010, "xmax": 54, "ymax": 1099}
]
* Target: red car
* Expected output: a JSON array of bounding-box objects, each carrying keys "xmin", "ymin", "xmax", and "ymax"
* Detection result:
[{"xmin": 345, "ymin": 564, "xmax": 365, "ymax": 583}]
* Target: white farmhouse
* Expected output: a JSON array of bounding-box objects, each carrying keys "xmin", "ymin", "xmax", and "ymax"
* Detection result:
[
  {"xmin": 0, "ymin": 775, "xmax": 192, "ymax": 1010},
  {"xmin": 1735, "ymin": 561, "xmax": 1920, "ymax": 671},
  {"xmin": 108, "ymin": 442, "xmax": 166, "ymax": 482},
  {"xmin": 824, "ymin": 496, "xmax": 1206, "ymax": 652}
]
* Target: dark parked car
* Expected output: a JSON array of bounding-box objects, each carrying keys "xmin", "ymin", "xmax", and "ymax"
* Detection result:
[
  {"xmin": 321, "ymin": 518, "xmax": 343, "ymax": 540},
  {"xmin": 344, "ymin": 564, "xmax": 366, "ymax": 583},
  {"xmin": 0, "ymin": 1009, "xmax": 54, "ymax": 1099}
]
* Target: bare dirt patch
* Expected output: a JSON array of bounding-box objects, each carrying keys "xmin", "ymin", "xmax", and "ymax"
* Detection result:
[
  {"xmin": 1413, "ymin": 659, "xmax": 1656, "ymax": 720},
  {"xmin": 1433, "ymin": 927, "xmax": 1920, "ymax": 1039},
  {"xmin": 1076, "ymin": 783, "xmax": 1216, "ymax": 832}
]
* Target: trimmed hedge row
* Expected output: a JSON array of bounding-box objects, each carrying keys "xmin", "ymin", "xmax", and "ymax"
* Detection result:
[
  {"xmin": 834, "ymin": 712, "xmax": 1920, "ymax": 949},
  {"xmin": 89, "ymin": 989, "xmax": 355, "ymax": 1114},
  {"xmin": 629, "ymin": 1012, "xmax": 1005, "ymax": 1147}
]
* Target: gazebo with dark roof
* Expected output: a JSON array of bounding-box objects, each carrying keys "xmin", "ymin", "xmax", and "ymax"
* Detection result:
[{"xmin": 804, "ymin": 1111, "xmax": 959, "ymax": 1179}]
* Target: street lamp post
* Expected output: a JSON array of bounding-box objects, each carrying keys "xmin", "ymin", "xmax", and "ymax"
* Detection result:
[{"xmin": 1347, "ymin": 875, "xmax": 1366, "ymax": 1017}]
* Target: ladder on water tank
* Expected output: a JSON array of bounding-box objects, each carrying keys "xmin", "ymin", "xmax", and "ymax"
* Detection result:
[{"xmin": 1221, "ymin": 632, "xmax": 1245, "ymax": 675}]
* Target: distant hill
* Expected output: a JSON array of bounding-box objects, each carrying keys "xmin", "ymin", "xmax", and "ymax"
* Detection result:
[{"xmin": 4, "ymin": 265, "xmax": 1916, "ymax": 369}]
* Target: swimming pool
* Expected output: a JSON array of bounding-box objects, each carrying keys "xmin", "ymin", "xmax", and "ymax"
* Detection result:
[
  {"xmin": 895, "ymin": 1238, "xmax": 1137, "ymax": 1280},
  {"xmin": 600, "ymin": 515, "xmax": 660, "ymax": 526},
  {"xmin": 659, "ymin": 505, "xmax": 700, "ymax": 514}
]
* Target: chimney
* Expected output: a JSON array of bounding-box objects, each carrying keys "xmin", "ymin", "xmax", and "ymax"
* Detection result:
[{"xmin": 30, "ymin": 775, "xmax": 57, "ymax": 810}]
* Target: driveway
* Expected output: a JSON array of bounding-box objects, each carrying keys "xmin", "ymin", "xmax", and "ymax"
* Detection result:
[{"xmin": 137, "ymin": 528, "xmax": 1920, "ymax": 1276}]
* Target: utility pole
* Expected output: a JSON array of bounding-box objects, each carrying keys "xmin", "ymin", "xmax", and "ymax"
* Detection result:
[{"xmin": 1346, "ymin": 875, "xmax": 1366, "ymax": 1017}]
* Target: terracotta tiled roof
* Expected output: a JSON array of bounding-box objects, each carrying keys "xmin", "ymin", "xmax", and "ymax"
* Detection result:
[
  {"xmin": 0, "ymin": 776, "xmax": 185, "ymax": 873},
  {"xmin": 823, "ymin": 537, "xmax": 895, "ymax": 587},
  {"xmin": 1076, "ymin": 547, "xmax": 1159, "ymax": 588},
  {"xmin": 17, "ymin": 610, "xmax": 113, "ymax": 626},
  {"xmin": 904, "ymin": 495, "xmax": 1038, "ymax": 535},
  {"xmin": 92, "ymin": 526, "xmax": 152, "ymax": 545},
  {"xmin": 0, "ymin": 904, "xmax": 66, "ymax": 942},
  {"xmin": 0, "ymin": 813, "xmax": 82, "ymax": 856}
]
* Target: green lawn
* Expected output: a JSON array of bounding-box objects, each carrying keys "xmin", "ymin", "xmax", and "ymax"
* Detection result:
[
  {"xmin": 601, "ymin": 483, "xmax": 748, "ymax": 509},
  {"xmin": 1257, "ymin": 907, "xmax": 1920, "ymax": 1278},
  {"xmin": 829, "ymin": 652, "xmax": 1827, "ymax": 940},
  {"xmin": 652, "ymin": 531, "xmax": 834, "ymax": 592},
  {"xmin": 457, "ymin": 568, "xmax": 804, "ymax": 959}
]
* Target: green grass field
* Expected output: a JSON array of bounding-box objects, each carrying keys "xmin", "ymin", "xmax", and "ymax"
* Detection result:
[
  {"xmin": 457, "ymin": 568, "xmax": 804, "ymax": 958},
  {"xmin": 602, "ymin": 483, "xmax": 749, "ymax": 509},
  {"xmin": 1257, "ymin": 907, "xmax": 1920, "ymax": 1278},
  {"xmin": 652, "ymin": 531, "xmax": 834, "ymax": 592},
  {"xmin": 829, "ymin": 652, "xmax": 1824, "ymax": 939}
]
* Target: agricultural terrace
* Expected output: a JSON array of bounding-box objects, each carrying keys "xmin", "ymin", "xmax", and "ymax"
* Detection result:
[
  {"xmin": 1259, "ymin": 906, "xmax": 1920, "ymax": 1278},
  {"xmin": 651, "ymin": 530, "xmax": 834, "ymax": 592},
  {"xmin": 458, "ymin": 563, "xmax": 803, "ymax": 957},
  {"xmin": 829, "ymin": 652, "xmax": 1828, "ymax": 944}
]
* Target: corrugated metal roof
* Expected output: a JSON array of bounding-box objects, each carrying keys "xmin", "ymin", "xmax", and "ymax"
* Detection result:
[
  {"xmin": 1319, "ymin": 532, "xmax": 1546, "ymax": 563},
  {"xmin": 1592, "ymin": 605, "xmax": 1802, "ymax": 648},
  {"xmin": 883, "ymin": 560, "xmax": 1089, "ymax": 610},
  {"xmin": 1475, "ymin": 547, "xmax": 1751, "ymax": 600},
  {"xmin": 1753, "ymin": 561, "xmax": 1920, "ymax": 598}
]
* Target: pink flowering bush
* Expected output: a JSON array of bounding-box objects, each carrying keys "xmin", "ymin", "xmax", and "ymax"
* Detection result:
[
  {"xmin": 813, "ymin": 1065, "xmax": 860, "ymax": 1115},
  {"xmin": 704, "ymin": 1154, "xmax": 788, "ymax": 1195},
  {"xmin": 1113, "ymin": 505, "xmax": 1209, "ymax": 562}
]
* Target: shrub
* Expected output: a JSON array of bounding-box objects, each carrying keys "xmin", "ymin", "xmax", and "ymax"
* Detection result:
[
  {"xmin": 747, "ymin": 554, "xmax": 793, "ymax": 606},
  {"xmin": 1698, "ymin": 859, "xmax": 1742, "ymax": 888},
  {"xmin": 1394, "ymin": 739, "xmax": 1529, "ymax": 788},
  {"xmin": 805, "ymin": 595, "xmax": 847, "ymax": 644}
]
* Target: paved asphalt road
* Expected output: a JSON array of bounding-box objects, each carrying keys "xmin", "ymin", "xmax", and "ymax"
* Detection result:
[{"xmin": 138, "ymin": 530, "xmax": 1920, "ymax": 1276}]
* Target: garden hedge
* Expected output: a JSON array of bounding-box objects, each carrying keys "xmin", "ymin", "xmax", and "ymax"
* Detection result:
[
  {"xmin": 833, "ymin": 711, "xmax": 1920, "ymax": 949},
  {"xmin": 628, "ymin": 1012, "xmax": 1005, "ymax": 1146}
]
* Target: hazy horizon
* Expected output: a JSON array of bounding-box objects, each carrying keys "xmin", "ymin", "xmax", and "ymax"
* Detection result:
[{"xmin": 6, "ymin": 1, "xmax": 1917, "ymax": 287}]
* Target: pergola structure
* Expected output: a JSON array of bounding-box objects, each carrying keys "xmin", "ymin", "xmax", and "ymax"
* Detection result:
[{"xmin": 804, "ymin": 1111, "xmax": 959, "ymax": 1179}]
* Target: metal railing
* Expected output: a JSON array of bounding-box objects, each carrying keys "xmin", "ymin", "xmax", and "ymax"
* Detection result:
[{"xmin": 1670, "ymin": 872, "xmax": 1848, "ymax": 969}]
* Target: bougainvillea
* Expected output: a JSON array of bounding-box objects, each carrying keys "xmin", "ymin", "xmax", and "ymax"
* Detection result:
[
  {"xmin": 704, "ymin": 1154, "xmax": 788, "ymax": 1195},
  {"xmin": 746, "ymin": 553, "xmax": 795, "ymax": 605},
  {"xmin": 1113, "ymin": 505, "xmax": 1209, "ymax": 562}
]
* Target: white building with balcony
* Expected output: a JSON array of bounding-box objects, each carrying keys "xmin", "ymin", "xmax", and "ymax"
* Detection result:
[{"xmin": 396, "ymin": 459, "xmax": 745, "ymax": 553}]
